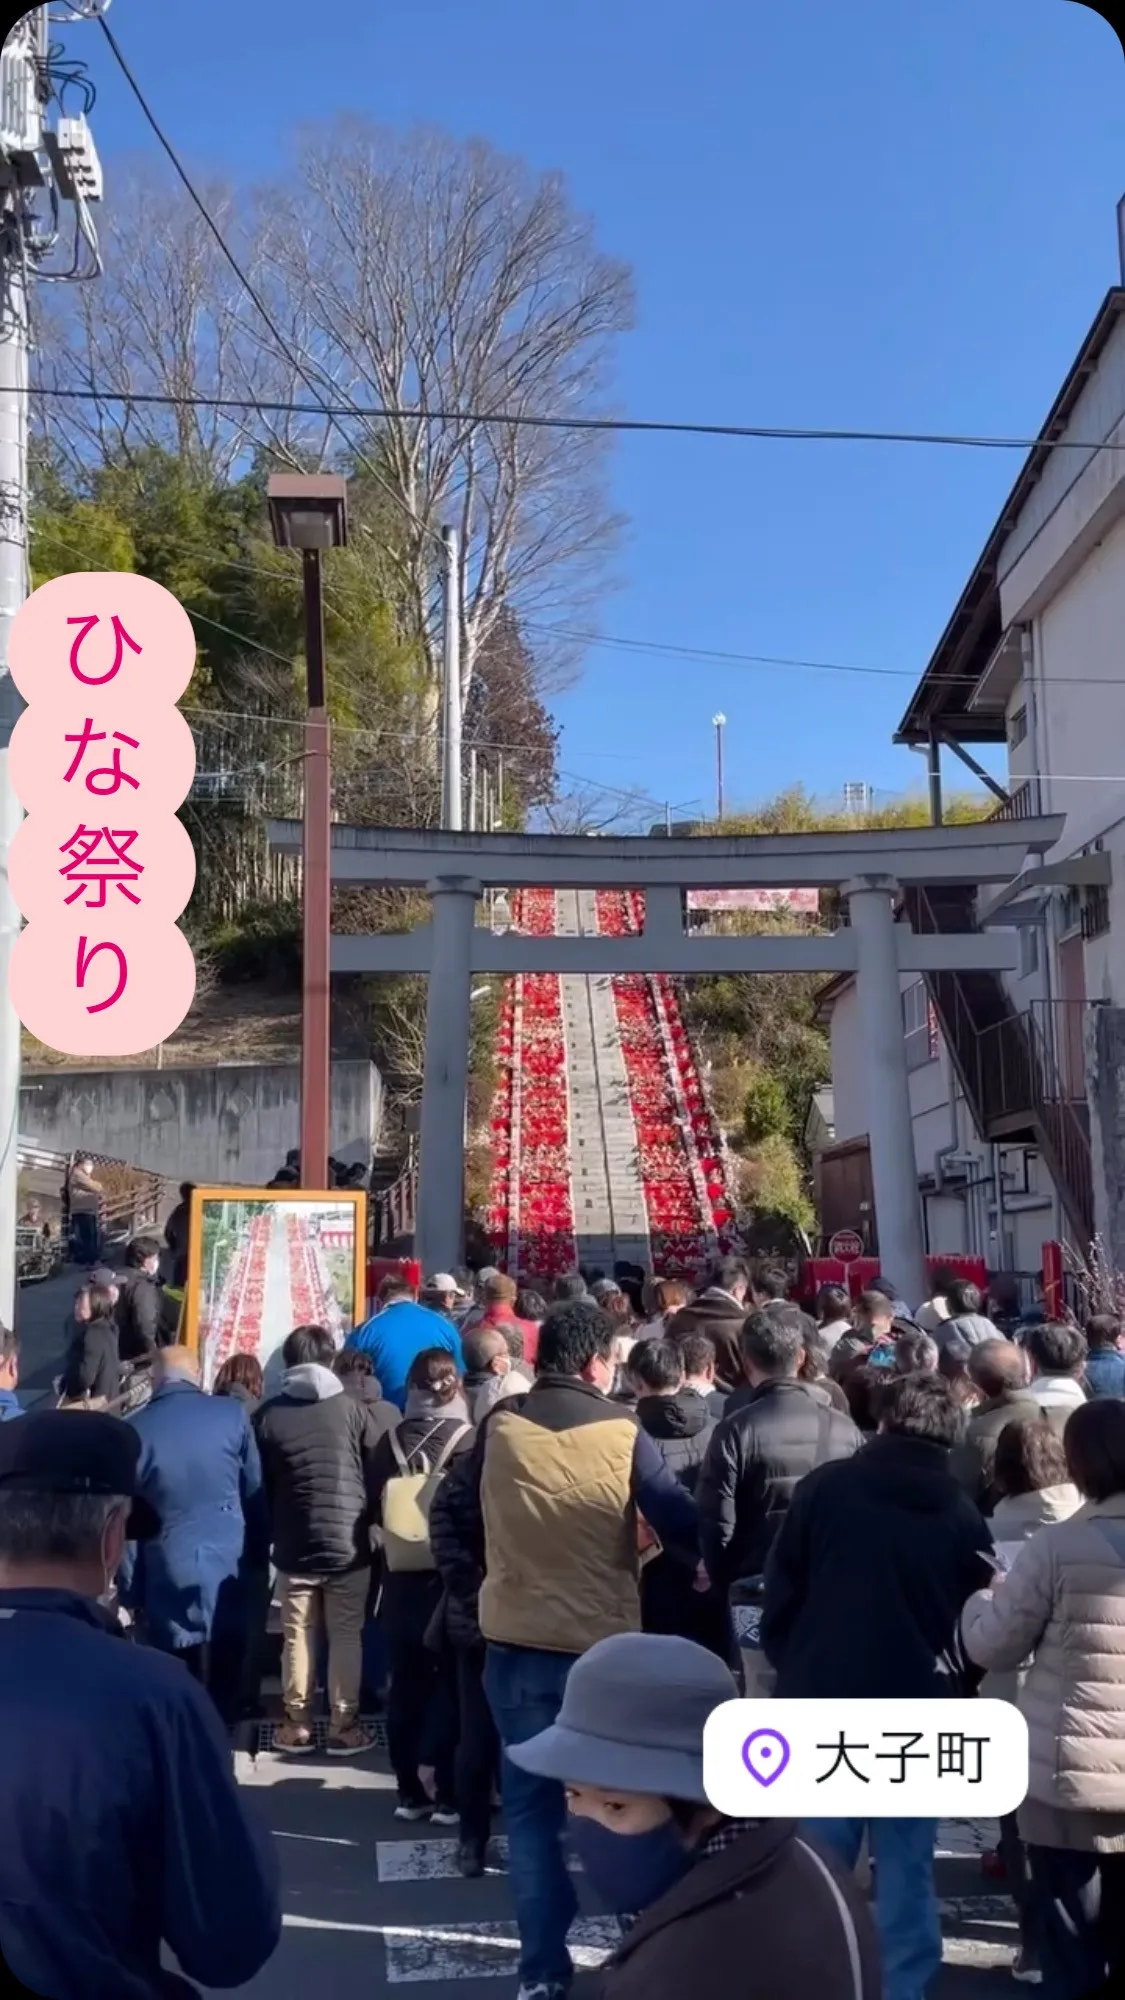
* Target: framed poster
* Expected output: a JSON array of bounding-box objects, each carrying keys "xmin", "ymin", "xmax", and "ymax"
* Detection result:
[{"xmin": 184, "ymin": 1187, "xmax": 368, "ymax": 1391}]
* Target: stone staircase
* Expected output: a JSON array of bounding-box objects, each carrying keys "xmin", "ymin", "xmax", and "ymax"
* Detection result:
[{"xmin": 556, "ymin": 890, "xmax": 650, "ymax": 1272}]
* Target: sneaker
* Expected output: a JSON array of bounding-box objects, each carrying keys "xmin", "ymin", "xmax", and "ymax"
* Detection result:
[
  {"xmin": 430, "ymin": 1804, "xmax": 460, "ymax": 1826},
  {"xmin": 457, "ymin": 1839, "xmax": 487, "ymax": 1878},
  {"xmin": 1012, "ymin": 1948, "xmax": 1042, "ymax": 1985},
  {"xmin": 394, "ymin": 1798, "xmax": 432, "ymax": 1821},
  {"xmin": 516, "ymin": 1987, "xmax": 569, "ymax": 2000},
  {"xmin": 273, "ymin": 1721, "xmax": 315, "ymax": 1755},
  {"xmin": 326, "ymin": 1723, "xmax": 376, "ymax": 1758}
]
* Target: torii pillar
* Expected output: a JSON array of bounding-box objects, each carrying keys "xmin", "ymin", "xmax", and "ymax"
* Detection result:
[
  {"xmin": 415, "ymin": 876, "xmax": 479, "ymax": 1276},
  {"xmin": 844, "ymin": 874, "xmax": 928, "ymax": 1306}
]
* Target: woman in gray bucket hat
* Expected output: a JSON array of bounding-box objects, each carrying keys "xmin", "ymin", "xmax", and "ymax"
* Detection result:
[{"xmin": 509, "ymin": 1631, "xmax": 878, "ymax": 2000}]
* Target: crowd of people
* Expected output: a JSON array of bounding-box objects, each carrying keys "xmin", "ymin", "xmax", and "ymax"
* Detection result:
[{"xmin": 3, "ymin": 1250, "xmax": 1125, "ymax": 2000}]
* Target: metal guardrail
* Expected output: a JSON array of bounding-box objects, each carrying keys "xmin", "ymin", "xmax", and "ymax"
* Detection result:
[{"xmin": 20, "ymin": 1141, "xmax": 175, "ymax": 1241}]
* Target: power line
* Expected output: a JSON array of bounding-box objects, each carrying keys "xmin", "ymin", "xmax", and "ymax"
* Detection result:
[
  {"xmin": 93, "ymin": 14, "xmax": 441, "ymax": 547},
  {"xmin": 526, "ymin": 620, "xmax": 1125, "ymax": 690},
  {"xmin": 34, "ymin": 522, "xmax": 1125, "ymax": 694},
  {"xmin": 27, "ymin": 378, "xmax": 1125, "ymax": 459}
]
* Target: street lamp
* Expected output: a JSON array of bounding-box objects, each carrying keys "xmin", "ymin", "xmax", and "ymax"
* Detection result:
[
  {"xmin": 712, "ymin": 712, "xmax": 727, "ymax": 822},
  {"xmin": 267, "ymin": 473, "xmax": 349, "ymax": 1192}
]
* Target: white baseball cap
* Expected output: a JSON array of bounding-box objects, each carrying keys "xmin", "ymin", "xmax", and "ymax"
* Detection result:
[{"xmin": 428, "ymin": 1272, "xmax": 467, "ymax": 1296}]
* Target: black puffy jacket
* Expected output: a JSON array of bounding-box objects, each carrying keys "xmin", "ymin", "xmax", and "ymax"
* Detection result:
[
  {"xmin": 430, "ymin": 1398, "xmax": 525, "ymax": 1648},
  {"xmin": 696, "ymin": 1378, "xmax": 860, "ymax": 1591},
  {"xmin": 254, "ymin": 1364, "xmax": 379, "ymax": 1575},
  {"xmin": 114, "ymin": 1270, "xmax": 166, "ymax": 1362},
  {"xmin": 636, "ymin": 1390, "xmax": 715, "ymax": 1491},
  {"xmin": 761, "ymin": 1433, "xmax": 993, "ymax": 1698}
]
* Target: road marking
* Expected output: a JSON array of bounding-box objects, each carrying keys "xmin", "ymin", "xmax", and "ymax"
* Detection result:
[
  {"xmin": 376, "ymin": 1834, "xmax": 580, "ymax": 1882},
  {"xmin": 381, "ymin": 1918, "xmax": 620, "ymax": 1984},
  {"xmin": 943, "ymin": 1938, "xmax": 1016, "ymax": 1969},
  {"xmin": 935, "ymin": 1818, "xmax": 999, "ymax": 1859}
]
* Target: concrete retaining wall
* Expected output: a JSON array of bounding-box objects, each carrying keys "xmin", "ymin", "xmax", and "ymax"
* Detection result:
[{"xmin": 20, "ymin": 1060, "xmax": 384, "ymax": 1189}]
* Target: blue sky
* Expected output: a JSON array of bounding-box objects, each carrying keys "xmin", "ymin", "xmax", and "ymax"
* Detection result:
[{"xmin": 79, "ymin": 0, "xmax": 1122, "ymax": 818}]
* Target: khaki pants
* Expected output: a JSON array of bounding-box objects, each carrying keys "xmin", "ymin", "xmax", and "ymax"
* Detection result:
[{"xmin": 279, "ymin": 1569, "xmax": 369, "ymax": 1726}]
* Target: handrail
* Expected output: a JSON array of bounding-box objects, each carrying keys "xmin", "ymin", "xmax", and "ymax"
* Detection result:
[
  {"xmin": 376, "ymin": 1147, "xmax": 418, "ymax": 1245},
  {"xmin": 910, "ymin": 886, "xmax": 1094, "ymax": 1241}
]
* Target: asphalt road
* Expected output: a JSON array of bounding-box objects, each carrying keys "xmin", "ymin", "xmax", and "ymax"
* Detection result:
[
  {"xmin": 17, "ymin": 1272, "xmax": 1027, "ymax": 1996},
  {"xmin": 209, "ymin": 1741, "xmax": 1025, "ymax": 2000}
]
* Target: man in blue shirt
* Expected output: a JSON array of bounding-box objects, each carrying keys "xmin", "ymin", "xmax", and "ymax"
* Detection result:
[
  {"xmin": 347, "ymin": 1270, "xmax": 463, "ymax": 1409},
  {"xmin": 0, "ymin": 1410, "xmax": 280, "ymax": 1999},
  {"xmin": 0, "ymin": 1325, "xmax": 21, "ymax": 1420}
]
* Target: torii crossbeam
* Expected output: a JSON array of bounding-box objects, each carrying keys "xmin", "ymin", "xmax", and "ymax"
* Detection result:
[{"xmin": 269, "ymin": 813, "xmax": 1069, "ymax": 1298}]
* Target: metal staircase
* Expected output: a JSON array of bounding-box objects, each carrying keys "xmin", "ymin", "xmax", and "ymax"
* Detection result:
[{"xmin": 903, "ymin": 885, "xmax": 1094, "ymax": 1243}]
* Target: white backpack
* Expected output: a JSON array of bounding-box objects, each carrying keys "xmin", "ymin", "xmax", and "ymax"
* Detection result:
[{"xmin": 381, "ymin": 1421, "xmax": 471, "ymax": 1573}]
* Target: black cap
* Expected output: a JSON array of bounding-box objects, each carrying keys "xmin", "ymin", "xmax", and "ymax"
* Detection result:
[{"xmin": 0, "ymin": 1411, "xmax": 159, "ymax": 1540}]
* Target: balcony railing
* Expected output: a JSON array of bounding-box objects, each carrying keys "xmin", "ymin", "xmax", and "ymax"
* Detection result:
[{"xmin": 987, "ymin": 782, "xmax": 1038, "ymax": 823}]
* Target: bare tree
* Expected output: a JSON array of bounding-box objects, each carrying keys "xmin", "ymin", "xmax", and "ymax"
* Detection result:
[
  {"xmin": 535, "ymin": 781, "xmax": 656, "ymax": 836},
  {"xmin": 36, "ymin": 128, "xmax": 632, "ymax": 719},
  {"xmin": 250, "ymin": 123, "xmax": 632, "ymax": 701},
  {"xmin": 375, "ymin": 988, "xmax": 428, "ymax": 1104},
  {"xmin": 34, "ymin": 175, "xmax": 326, "ymax": 484}
]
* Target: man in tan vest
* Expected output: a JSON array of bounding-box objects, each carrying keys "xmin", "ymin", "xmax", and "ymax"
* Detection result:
[{"xmin": 441, "ymin": 1299, "xmax": 698, "ymax": 2000}]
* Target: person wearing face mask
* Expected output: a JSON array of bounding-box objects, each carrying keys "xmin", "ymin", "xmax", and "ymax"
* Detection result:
[
  {"xmin": 0, "ymin": 1410, "xmax": 280, "ymax": 2000},
  {"xmin": 440, "ymin": 1300, "xmax": 699, "ymax": 2000},
  {"xmin": 460, "ymin": 1323, "xmax": 524, "ymax": 1423},
  {"xmin": 509, "ymin": 1630, "xmax": 878, "ymax": 2000}
]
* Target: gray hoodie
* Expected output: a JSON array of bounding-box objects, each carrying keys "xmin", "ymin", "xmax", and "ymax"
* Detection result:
[
  {"xmin": 937, "ymin": 1311, "xmax": 1000, "ymax": 1350},
  {"xmin": 282, "ymin": 1361, "xmax": 343, "ymax": 1401}
]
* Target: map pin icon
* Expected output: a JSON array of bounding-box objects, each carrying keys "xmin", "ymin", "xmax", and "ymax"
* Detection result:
[{"xmin": 741, "ymin": 1728, "xmax": 790, "ymax": 1788}]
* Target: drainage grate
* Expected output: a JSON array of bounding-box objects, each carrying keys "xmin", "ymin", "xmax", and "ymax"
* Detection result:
[{"xmin": 253, "ymin": 1714, "xmax": 388, "ymax": 1756}]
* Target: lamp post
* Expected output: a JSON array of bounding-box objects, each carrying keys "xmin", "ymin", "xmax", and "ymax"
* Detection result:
[
  {"xmin": 267, "ymin": 473, "xmax": 349, "ymax": 1191},
  {"xmin": 712, "ymin": 712, "xmax": 726, "ymax": 822}
]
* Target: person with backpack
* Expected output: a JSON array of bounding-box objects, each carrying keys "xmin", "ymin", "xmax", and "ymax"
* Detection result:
[{"xmin": 370, "ymin": 1347, "xmax": 474, "ymax": 1822}]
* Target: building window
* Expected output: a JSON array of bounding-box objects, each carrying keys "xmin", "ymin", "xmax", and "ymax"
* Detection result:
[
  {"xmin": 1008, "ymin": 705, "xmax": 1028, "ymax": 749},
  {"xmin": 1082, "ymin": 884, "xmax": 1110, "ymax": 941},
  {"xmin": 903, "ymin": 979, "xmax": 935, "ymax": 1070},
  {"xmin": 1019, "ymin": 925, "xmax": 1039, "ymax": 979}
]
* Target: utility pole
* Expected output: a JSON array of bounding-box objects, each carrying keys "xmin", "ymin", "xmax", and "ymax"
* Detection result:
[
  {"xmin": 441, "ymin": 525, "xmax": 462, "ymax": 829},
  {"xmin": 0, "ymin": 203, "xmax": 29, "ymax": 1333},
  {"xmin": 0, "ymin": 8, "xmax": 102, "ymax": 1324},
  {"xmin": 468, "ymin": 745, "xmax": 478, "ymax": 832},
  {"xmin": 267, "ymin": 474, "xmax": 350, "ymax": 1192},
  {"xmin": 712, "ymin": 712, "xmax": 726, "ymax": 822}
]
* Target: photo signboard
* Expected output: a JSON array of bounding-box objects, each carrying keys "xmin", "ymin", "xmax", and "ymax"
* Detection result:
[{"xmin": 184, "ymin": 1187, "xmax": 367, "ymax": 1390}]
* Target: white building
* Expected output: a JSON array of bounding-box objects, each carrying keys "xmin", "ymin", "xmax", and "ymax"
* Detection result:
[{"xmin": 818, "ymin": 275, "xmax": 1125, "ymax": 1279}]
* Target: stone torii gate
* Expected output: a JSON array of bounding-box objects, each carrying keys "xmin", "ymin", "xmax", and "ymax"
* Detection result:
[{"xmin": 269, "ymin": 812, "xmax": 1067, "ymax": 1301}]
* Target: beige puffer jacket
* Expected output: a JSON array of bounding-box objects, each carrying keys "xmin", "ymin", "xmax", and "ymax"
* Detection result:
[
  {"xmin": 962, "ymin": 1492, "xmax": 1125, "ymax": 1815},
  {"xmin": 976, "ymin": 1484, "xmax": 1081, "ymax": 1703}
]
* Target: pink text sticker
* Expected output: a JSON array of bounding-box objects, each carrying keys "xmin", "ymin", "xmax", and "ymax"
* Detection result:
[
  {"xmin": 10, "ymin": 917, "xmax": 197, "ymax": 1057},
  {"xmin": 6, "ymin": 571, "xmax": 199, "ymax": 1058},
  {"xmin": 8, "ymin": 699, "xmax": 197, "ymax": 817},
  {"xmin": 8, "ymin": 571, "xmax": 197, "ymax": 706}
]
